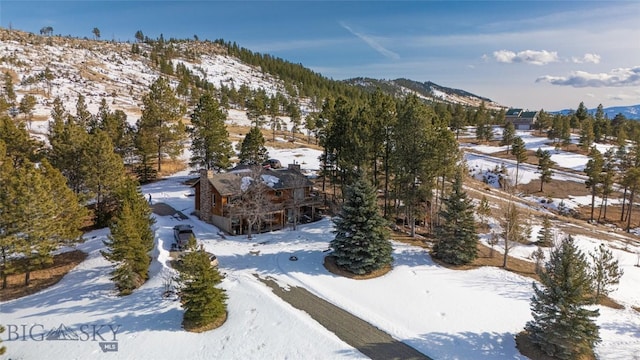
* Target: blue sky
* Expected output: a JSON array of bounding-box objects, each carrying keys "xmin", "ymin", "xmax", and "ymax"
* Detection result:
[{"xmin": 1, "ymin": 1, "xmax": 638, "ymax": 111}]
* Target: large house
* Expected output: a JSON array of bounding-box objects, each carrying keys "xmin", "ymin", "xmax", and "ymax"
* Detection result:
[
  {"xmin": 193, "ymin": 164, "xmax": 324, "ymax": 235},
  {"xmin": 505, "ymin": 108, "xmax": 538, "ymax": 130}
]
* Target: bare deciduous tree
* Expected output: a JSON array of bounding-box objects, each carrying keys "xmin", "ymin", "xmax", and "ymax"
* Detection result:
[{"xmin": 230, "ymin": 167, "xmax": 272, "ymax": 239}]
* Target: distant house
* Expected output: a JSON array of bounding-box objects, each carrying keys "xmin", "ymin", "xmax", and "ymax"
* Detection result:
[
  {"xmin": 505, "ymin": 108, "xmax": 538, "ymax": 130},
  {"xmin": 193, "ymin": 164, "xmax": 323, "ymax": 235}
]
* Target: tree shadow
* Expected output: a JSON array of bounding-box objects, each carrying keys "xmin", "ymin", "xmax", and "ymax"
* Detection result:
[{"xmin": 411, "ymin": 331, "xmax": 525, "ymax": 360}]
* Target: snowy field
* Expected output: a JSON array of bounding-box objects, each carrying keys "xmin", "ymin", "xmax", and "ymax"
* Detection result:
[{"xmin": 2, "ymin": 132, "xmax": 640, "ymax": 360}]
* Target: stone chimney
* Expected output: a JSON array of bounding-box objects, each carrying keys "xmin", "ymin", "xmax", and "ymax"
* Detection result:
[
  {"xmin": 288, "ymin": 163, "xmax": 301, "ymax": 171},
  {"xmin": 199, "ymin": 169, "xmax": 214, "ymax": 222}
]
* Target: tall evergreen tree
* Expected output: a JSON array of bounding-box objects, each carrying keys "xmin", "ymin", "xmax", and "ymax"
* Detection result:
[
  {"xmin": 102, "ymin": 179, "xmax": 155, "ymax": 295},
  {"xmin": 500, "ymin": 200, "xmax": 529, "ymax": 268},
  {"xmin": 535, "ymin": 148, "xmax": 555, "ymax": 192},
  {"xmin": 511, "ymin": 136, "xmax": 527, "ymax": 189},
  {"xmin": 189, "ymin": 93, "xmax": 233, "ymax": 171},
  {"xmin": 623, "ymin": 167, "xmax": 640, "ymax": 232},
  {"xmin": 2, "ymin": 71, "xmax": 16, "ymax": 107},
  {"xmin": 0, "ymin": 115, "xmax": 42, "ymax": 167},
  {"xmin": 575, "ymin": 101, "xmax": 589, "ymax": 123},
  {"xmin": 536, "ymin": 215, "xmax": 553, "ymax": 247},
  {"xmin": 500, "ymin": 121, "xmax": 515, "ymax": 154},
  {"xmin": 238, "ymin": 126, "xmax": 268, "ymax": 165},
  {"xmin": 432, "ymin": 124, "xmax": 460, "ymax": 227},
  {"xmin": 598, "ymin": 149, "xmax": 616, "ymax": 221},
  {"xmin": 525, "ymin": 236, "xmax": 600, "ymax": 359},
  {"xmin": 18, "ymin": 94, "xmax": 37, "ymax": 128},
  {"xmin": 584, "ymin": 147, "xmax": 603, "ymax": 223},
  {"xmin": 84, "ymin": 130, "xmax": 126, "ymax": 227},
  {"xmin": 433, "ymin": 170, "xmax": 479, "ymax": 265},
  {"xmin": 135, "ymin": 76, "xmax": 186, "ymax": 175},
  {"xmin": 449, "ymin": 103, "xmax": 466, "ymax": 139},
  {"xmin": 177, "ymin": 249, "xmax": 227, "ymax": 331},
  {"xmin": 589, "ymin": 243, "xmax": 623, "ymax": 303},
  {"xmin": 47, "ymin": 97, "xmax": 89, "ymax": 194},
  {"xmin": 392, "ymin": 94, "xmax": 436, "ymax": 237},
  {"xmin": 96, "ymin": 98, "xmax": 133, "ymax": 157},
  {"xmin": 535, "ymin": 109, "xmax": 551, "ymax": 135},
  {"xmin": 579, "ymin": 118, "xmax": 595, "ymax": 151},
  {"xmin": 561, "ymin": 116, "xmax": 572, "ymax": 145},
  {"xmin": 367, "ymin": 88, "xmax": 397, "ymax": 198},
  {"xmin": 330, "ymin": 173, "xmax": 392, "ymax": 275},
  {"xmin": 476, "ymin": 195, "xmax": 491, "ymax": 228},
  {"xmin": 1, "ymin": 159, "xmax": 86, "ymax": 285}
]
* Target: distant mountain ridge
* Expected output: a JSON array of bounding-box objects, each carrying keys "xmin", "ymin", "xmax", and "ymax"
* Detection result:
[
  {"xmin": 343, "ymin": 77, "xmax": 503, "ymax": 109},
  {"xmin": 553, "ymin": 104, "xmax": 640, "ymax": 120}
]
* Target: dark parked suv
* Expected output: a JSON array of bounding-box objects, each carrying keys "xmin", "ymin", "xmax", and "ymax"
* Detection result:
[{"xmin": 173, "ymin": 224, "xmax": 195, "ymax": 250}]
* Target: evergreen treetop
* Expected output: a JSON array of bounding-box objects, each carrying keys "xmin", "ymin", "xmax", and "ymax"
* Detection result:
[
  {"xmin": 525, "ymin": 235, "xmax": 600, "ymax": 359},
  {"xmin": 330, "ymin": 173, "xmax": 392, "ymax": 275},
  {"xmin": 433, "ymin": 169, "xmax": 479, "ymax": 265}
]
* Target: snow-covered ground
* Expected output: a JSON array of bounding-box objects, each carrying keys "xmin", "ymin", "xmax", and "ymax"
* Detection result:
[{"xmin": 2, "ymin": 131, "xmax": 640, "ymax": 359}]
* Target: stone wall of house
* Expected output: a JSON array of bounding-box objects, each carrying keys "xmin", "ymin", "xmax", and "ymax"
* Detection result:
[{"xmin": 198, "ymin": 169, "xmax": 214, "ymax": 223}]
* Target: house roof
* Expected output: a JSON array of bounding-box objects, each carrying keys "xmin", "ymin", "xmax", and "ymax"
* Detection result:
[
  {"xmin": 206, "ymin": 167, "xmax": 313, "ymax": 196},
  {"xmin": 506, "ymin": 108, "xmax": 523, "ymax": 116},
  {"xmin": 521, "ymin": 111, "xmax": 538, "ymax": 118},
  {"xmin": 209, "ymin": 172, "xmax": 245, "ymax": 196}
]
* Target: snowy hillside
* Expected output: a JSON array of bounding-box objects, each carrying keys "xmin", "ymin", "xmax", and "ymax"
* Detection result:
[
  {"xmin": 0, "ymin": 28, "xmax": 288, "ymax": 126},
  {"xmin": 344, "ymin": 77, "xmax": 504, "ymax": 109}
]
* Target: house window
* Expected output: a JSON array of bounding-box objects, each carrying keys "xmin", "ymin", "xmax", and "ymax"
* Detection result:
[
  {"xmin": 212, "ymin": 194, "xmax": 216, "ymax": 207},
  {"xmin": 275, "ymin": 191, "xmax": 282, "ymax": 197}
]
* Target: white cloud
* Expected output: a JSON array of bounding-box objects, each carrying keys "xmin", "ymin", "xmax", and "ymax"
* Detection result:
[
  {"xmin": 492, "ymin": 49, "xmax": 559, "ymax": 65},
  {"xmin": 571, "ymin": 53, "xmax": 601, "ymax": 64},
  {"xmin": 340, "ymin": 22, "xmax": 400, "ymax": 60},
  {"xmin": 536, "ymin": 66, "xmax": 640, "ymax": 87}
]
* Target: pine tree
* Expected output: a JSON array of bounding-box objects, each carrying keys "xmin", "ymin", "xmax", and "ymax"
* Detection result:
[
  {"xmin": 177, "ymin": 249, "xmax": 227, "ymax": 331},
  {"xmin": 433, "ymin": 170, "xmax": 479, "ymax": 265},
  {"xmin": 135, "ymin": 76, "xmax": 186, "ymax": 175},
  {"xmin": 1, "ymin": 159, "xmax": 86, "ymax": 285},
  {"xmin": 392, "ymin": 94, "xmax": 437, "ymax": 237},
  {"xmin": 330, "ymin": 173, "xmax": 392, "ymax": 275},
  {"xmin": 584, "ymin": 147, "xmax": 603, "ymax": 223},
  {"xmin": 500, "ymin": 200, "xmax": 529, "ymax": 268},
  {"xmin": 102, "ymin": 179, "xmax": 155, "ymax": 295},
  {"xmin": 535, "ymin": 148, "xmax": 555, "ymax": 192},
  {"xmin": 238, "ymin": 126, "xmax": 268, "ymax": 165},
  {"xmin": 537, "ymin": 215, "xmax": 553, "ymax": 247},
  {"xmin": 575, "ymin": 101, "xmax": 589, "ymax": 122},
  {"xmin": 367, "ymin": 89, "xmax": 397, "ymax": 217},
  {"xmin": 84, "ymin": 130, "xmax": 126, "ymax": 227},
  {"xmin": 579, "ymin": 118, "xmax": 595, "ymax": 151},
  {"xmin": 598, "ymin": 149, "xmax": 616, "ymax": 221},
  {"xmin": 18, "ymin": 94, "xmax": 37, "ymax": 128},
  {"xmin": 511, "ymin": 136, "xmax": 527, "ymax": 189},
  {"xmin": 47, "ymin": 97, "xmax": 90, "ymax": 194},
  {"xmin": 589, "ymin": 243, "xmax": 623, "ymax": 303},
  {"xmin": 525, "ymin": 235, "xmax": 600, "ymax": 359},
  {"xmin": 0, "ymin": 115, "xmax": 42, "ymax": 166},
  {"xmin": 96, "ymin": 99, "xmax": 133, "ymax": 157},
  {"xmin": 476, "ymin": 195, "xmax": 491, "ymax": 228},
  {"xmin": 500, "ymin": 121, "xmax": 515, "ymax": 154},
  {"xmin": 189, "ymin": 93, "xmax": 233, "ymax": 171}
]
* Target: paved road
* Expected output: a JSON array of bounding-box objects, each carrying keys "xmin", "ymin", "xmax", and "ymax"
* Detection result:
[{"xmin": 258, "ymin": 276, "xmax": 433, "ymax": 360}]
